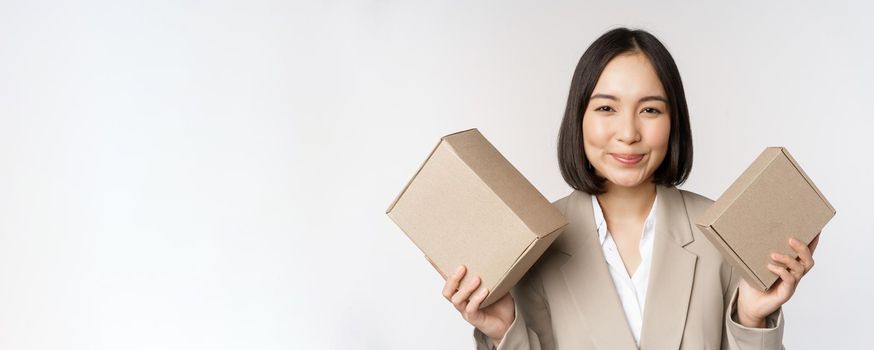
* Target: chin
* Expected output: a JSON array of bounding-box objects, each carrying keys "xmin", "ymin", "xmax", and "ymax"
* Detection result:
[{"xmin": 605, "ymin": 172, "xmax": 650, "ymax": 188}]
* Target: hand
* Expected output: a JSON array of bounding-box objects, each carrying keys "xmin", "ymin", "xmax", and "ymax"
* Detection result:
[
  {"xmin": 736, "ymin": 233, "xmax": 821, "ymax": 328},
  {"xmin": 443, "ymin": 265, "xmax": 515, "ymax": 345}
]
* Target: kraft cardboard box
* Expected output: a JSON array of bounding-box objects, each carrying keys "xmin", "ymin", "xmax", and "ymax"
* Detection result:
[
  {"xmin": 695, "ymin": 147, "xmax": 835, "ymax": 291},
  {"xmin": 386, "ymin": 128, "xmax": 568, "ymax": 308}
]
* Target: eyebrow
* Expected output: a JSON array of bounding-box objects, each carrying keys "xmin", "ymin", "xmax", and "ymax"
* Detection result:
[{"xmin": 590, "ymin": 93, "xmax": 668, "ymax": 104}]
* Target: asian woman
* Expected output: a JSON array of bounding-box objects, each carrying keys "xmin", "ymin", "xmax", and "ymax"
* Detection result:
[{"xmin": 442, "ymin": 27, "xmax": 819, "ymax": 350}]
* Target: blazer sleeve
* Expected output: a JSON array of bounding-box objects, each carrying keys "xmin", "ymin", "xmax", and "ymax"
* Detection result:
[
  {"xmin": 721, "ymin": 265, "xmax": 786, "ymax": 350},
  {"xmin": 472, "ymin": 266, "xmax": 555, "ymax": 350}
]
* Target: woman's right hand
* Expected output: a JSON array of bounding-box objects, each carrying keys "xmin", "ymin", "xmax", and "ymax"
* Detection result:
[{"xmin": 443, "ymin": 265, "xmax": 516, "ymax": 346}]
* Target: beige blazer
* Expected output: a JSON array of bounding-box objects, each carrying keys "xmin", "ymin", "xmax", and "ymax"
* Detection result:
[{"xmin": 473, "ymin": 185, "xmax": 785, "ymax": 350}]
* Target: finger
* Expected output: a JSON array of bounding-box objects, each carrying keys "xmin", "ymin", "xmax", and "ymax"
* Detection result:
[
  {"xmin": 789, "ymin": 237, "xmax": 815, "ymax": 273},
  {"xmin": 464, "ymin": 288, "xmax": 489, "ymax": 321},
  {"xmin": 768, "ymin": 263, "xmax": 797, "ymax": 289},
  {"xmin": 772, "ymin": 252, "xmax": 804, "ymax": 281},
  {"xmin": 451, "ymin": 276, "xmax": 482, "ymax": 309},
  {"xmin": 768, "ymin": 259, "xmax": 789, "ymax": 269},
  {"xmin": 443, "ymin": 265, "xmax": 466, "ymax": 300}
]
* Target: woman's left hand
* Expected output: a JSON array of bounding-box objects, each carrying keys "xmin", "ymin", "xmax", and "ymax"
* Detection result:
[{"xmin": 736, "ymin": 233, "xmax": 821, "ymax": 328}]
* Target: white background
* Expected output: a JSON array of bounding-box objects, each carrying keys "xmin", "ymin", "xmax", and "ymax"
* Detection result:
[{"xmin": 1, "ymin": 1, "xmax": 872, "ymax": 349}]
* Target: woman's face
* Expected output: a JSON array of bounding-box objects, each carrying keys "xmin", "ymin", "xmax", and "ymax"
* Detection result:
[{"xmin": 582, "ymin": 52, "xmax": 671, "ymax": 189}]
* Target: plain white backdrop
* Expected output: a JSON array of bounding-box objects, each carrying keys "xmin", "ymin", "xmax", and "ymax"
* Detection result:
[{"xmin": 1, "ymin": 0, "xmax": 872, "ymax": 349}]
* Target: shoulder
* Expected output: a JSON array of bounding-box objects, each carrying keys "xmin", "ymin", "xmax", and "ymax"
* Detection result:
[
  {"xmin": 551, "ymin": 194, "xmax": 571, "ymax": 216},
  {"xmin": 547, "ymin": 192, "xmax": 578, "ymax": 257},
  {"xmin": 678, "ymin": 188, "xmax": 714, "ymax": 208},
  {"xmin": 676, "ymin": 188, "xmax": 714, "ymax": 222},
  {"xmin": 520, "ymin": 192, "xmax": 574, "ymax": 277},
  {"xmin": 673, "ymin": 187, "xmax": 715, "ymax": 236}
]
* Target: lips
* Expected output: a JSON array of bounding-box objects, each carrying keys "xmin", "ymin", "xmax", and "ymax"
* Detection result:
[{"xmin": 610, "ymin": 153, "xmax": 645, "ymax": 165}]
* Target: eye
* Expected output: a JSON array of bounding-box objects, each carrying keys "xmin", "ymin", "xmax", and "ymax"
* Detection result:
[
  {"xmin": 641, "ymin": 107, "xmax": 662, "ymax": 114},
  {"xmin": 595, "ymin": 106, "xmax": 615, "ymax": 112}
]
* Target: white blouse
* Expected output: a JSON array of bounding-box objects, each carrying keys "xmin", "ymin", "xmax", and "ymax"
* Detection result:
[{"xmin": 590, "ymin": 194, "xmax": 657, "ymax": 347}]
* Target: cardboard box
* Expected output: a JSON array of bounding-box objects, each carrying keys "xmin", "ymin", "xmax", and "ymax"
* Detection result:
[
  {"xmin": 695, "ymin": 147, "xmax": 835, "ymax": 291},
  {"xmin": 386, "ymin": 128, "xmax": 567, "ymax": 307}
]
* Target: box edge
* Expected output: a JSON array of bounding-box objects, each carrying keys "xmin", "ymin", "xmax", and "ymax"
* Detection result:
[
  {"xmin": 696, "ymin": 223, "xmax": 769, "ymax": 291},
  {"xmin": 778, "ymin": 147, "xmax": 836, "ymax": 215}
]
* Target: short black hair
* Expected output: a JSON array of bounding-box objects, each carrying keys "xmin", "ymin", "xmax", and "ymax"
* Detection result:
[{"xmin": 557, "ymin": 27, "xmax": 693, "ymax": 194}]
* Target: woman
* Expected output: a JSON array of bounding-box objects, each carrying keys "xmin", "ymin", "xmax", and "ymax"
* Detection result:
[{"xmin": 442, "ymin": 28, "xmax": 819, "ymax": 350}]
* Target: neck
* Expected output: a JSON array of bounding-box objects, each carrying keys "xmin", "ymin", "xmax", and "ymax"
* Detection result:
[{"xmin": 596, "ymin": 181, "xmax": 657, "ymax": 222}]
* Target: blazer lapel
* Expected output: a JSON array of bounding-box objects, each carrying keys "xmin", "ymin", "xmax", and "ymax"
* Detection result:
[
  {"xmin": 558, "ymin": 190, "xmax": 638, "ymax": 350},
  {"xmin": 638, "ymin": 186, "xmax": 698, "ymax": 349}
]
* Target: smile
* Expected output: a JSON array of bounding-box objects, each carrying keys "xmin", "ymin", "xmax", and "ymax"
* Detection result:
[{"xmin": 610, "ymin": 153, "xmax": 645, "ymax": 165}]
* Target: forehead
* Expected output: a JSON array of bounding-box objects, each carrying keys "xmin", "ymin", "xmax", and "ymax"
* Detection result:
[{"xmin": 592, "ymin": 52, "xmax": 666, "ymax": 99}]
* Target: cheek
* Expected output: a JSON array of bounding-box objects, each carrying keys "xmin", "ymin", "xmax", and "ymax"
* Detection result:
[
  {"xmin": 645, "ymin": 118, "xmax": 671, "ymax": 154},
  {"xmin": 582, "ymin": 114, "xmax": 611, "ymax": 149}
]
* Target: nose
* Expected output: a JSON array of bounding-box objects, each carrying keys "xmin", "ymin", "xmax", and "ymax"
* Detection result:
[{"xmin": 615, "ymin": 112, "xmax": 641, "ymax": 144}]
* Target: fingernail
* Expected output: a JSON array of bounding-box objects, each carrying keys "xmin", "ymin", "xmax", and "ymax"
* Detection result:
[
  {"xmin": 478, "ymin": 289, "xmax": 488, "ymax": 296},
  {"xmin": 771, "ymin": 253, "xmax": 781, "ymax": 260},
  {"xmin": 790, "ymin": 238, "xmax": 800, "ymax": 246},
  {"xmin": 455, "ymin": 265, "xmax": 464, "ymax": 276}
]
